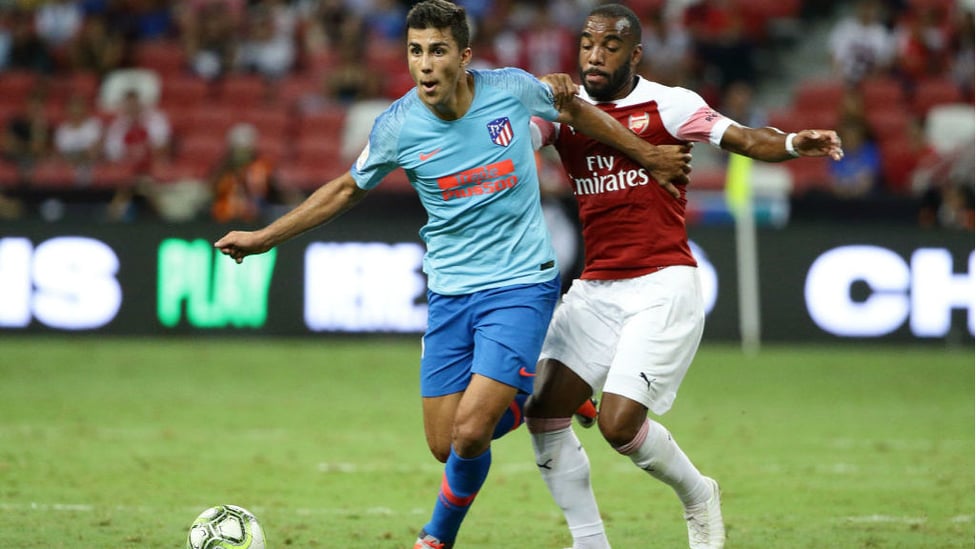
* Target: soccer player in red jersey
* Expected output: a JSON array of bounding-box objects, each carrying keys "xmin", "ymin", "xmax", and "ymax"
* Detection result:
[{"xmin": 525, "ymin": 5, "xmax": 844, "ymax": 548}]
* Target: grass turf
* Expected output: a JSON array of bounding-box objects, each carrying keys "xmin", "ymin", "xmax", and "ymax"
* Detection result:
[{"xmin": 0, "ymin": 337, "xmax": 971, "ymax": 548}]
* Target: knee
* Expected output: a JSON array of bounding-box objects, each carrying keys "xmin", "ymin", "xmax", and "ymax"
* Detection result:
[
  {"xmin": 428, "ymin": 442, "xmax": 451, "ymax": 464},
  {"xmin": 523, "ymin": 394, "xmax": 541, "ymax": 417},
  {"xmin": 598, "ymin": 415, "xmax": 642, "ymax": 449},
  {"xmin": 452, "ymin": 421, "xmax": 492, "ymax": 457}
]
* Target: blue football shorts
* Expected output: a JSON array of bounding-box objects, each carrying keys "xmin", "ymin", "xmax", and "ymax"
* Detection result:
[{"xmin": 420, "ymin": 275, "xmax": 561, "ymax": 397}]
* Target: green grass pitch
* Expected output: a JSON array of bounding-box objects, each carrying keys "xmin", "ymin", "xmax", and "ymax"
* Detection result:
[{"xmin": 0, "ymin": 337, "xmax": 971, "ymax": 548}]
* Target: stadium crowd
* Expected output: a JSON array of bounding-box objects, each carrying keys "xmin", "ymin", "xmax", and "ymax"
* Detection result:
[{"xmin": 0, "ymin": 0, "xmax": 972, "ymax": 228}]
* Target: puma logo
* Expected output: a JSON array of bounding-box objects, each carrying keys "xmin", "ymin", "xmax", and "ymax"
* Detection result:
[{"xmin": 639, "ymin": 372, "xmax": 654, "ymax": 390}]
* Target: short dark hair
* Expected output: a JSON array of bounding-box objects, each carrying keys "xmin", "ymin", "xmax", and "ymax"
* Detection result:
[
  {"xmin": 406, "ymin": 0, "xmax": 470, "ymax": 49},
  {"xmin": 588, "ymin": 3, "xmax": 642, "ymax": 44}
]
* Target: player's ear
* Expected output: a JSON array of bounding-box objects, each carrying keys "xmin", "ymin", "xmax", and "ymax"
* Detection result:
[
  {"xmin": 460, "ymin": 47, "xmax": 473, "ymax": 67},
  {"xmin": 630, "ymin": 43, "xmax": 643, "ymax": 69}
]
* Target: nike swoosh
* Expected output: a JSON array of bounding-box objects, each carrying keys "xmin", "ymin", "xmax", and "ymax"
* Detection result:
[
  {"xmin": 419, "ymin": 148, "xmax": 442, "ymax": 161},
  {"xmin": 518, "ymin": 367, "xmax": 535, "ymax": 377}
]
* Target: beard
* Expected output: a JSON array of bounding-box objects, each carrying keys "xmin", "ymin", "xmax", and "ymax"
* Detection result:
[{"xmin": 579, "ymin": 64, "xmax": 634, "ymax": 102}]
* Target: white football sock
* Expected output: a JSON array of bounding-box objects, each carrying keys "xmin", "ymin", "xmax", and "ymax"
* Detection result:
[
  {"xmin": 614, "ymin": 418, "xmax": 710, "ymax": 508},
  {"xmin": 527, "ymin": 418, "xmax": 610, "ymax": 549}
]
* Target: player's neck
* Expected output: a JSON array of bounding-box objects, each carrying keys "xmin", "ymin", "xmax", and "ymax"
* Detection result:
[{"xmin": 429, "ymin": 72, "xmax": 475, "ymax": 121}]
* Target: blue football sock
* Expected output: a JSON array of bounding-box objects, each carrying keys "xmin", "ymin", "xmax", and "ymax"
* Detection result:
[
  {"xmin": 423, "ymin": 446, "xmax": 492, "ymax": 544},
  {"xmin": 492, "ymin": 392, "xmax": 527, "ymax": 439}
]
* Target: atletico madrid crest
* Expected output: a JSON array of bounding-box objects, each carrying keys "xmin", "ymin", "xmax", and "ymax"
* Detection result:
[
  {"xmin": 487, "ymin": 117, "xmax": 514, "ymax": 147},
  {"xmin": 628, "ymin": 112, "xmax": 649, "ymax": 134}
]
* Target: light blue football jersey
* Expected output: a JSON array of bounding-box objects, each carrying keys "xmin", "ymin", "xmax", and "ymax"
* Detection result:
[{"xmin": 351, "ymin": 68, "xmax": 562, "ymax": 295}]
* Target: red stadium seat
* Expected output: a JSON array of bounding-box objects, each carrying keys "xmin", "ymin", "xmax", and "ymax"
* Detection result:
[
  {"xmin": 865, "ymin": 107, "xmax": 912, "ymax": 139},
  {"xmin": 132, "ymin": 40, "xmax": 187, "ymax": 76},
  {"xmin": 793, "ymin": 79, "xmax": 846, "ymax": 112},
  {"xmin": 295, "ymin": 108, "xmax": 346, "ymax": 140},
  {"xmin": 186, "ymin": 105, "xmax": 239, "ymax": 140},
  {"xmin": 0, "ymin": 160, "xmax": 20, "ymax": 188},
  {"xmin": 160, "ymin": 75, "xmax": 212, "ymax": 110},
  {"xmin": 912, "ymin": 77, "xmax": 966, "ymax": 117},
  {"xmin": 177, "ymin": 135, "xmax": 226, "ymax": 175},
  {"xmin": 785, "ymin": 157, "xmax": 831, "ymax": 196},
  {"xmin": 879, "ymin": 138, "xmax": 922, "ymax": 194},
  {"xmin": 217, "ymin": 75, "xmax": 270, "ymax": 108},
  {"xmin": 860, "ymin": 76, "xmax": 907, "ymax": 106},
  {"xmin": 90, "ymin": 162, "xmax": 136, "ymax": 190},
  {"xmin": 30, "ymin": 161, "xmax": 81, "ymax": 190},
  {"xmin": 275, "ymin": 74, "xmax": 319, "ymax": 109},
  {"xmin": 0, "ymin": 71, "xmax": 38, "ymax": 108},
  {"xmin": 240, "ymin": 107, "xmax": 292, "ymax": 140}
]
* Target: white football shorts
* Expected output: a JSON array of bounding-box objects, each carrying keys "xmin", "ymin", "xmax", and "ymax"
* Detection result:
[{"xmin": 539, "ymin": 265, "xmax": 705, "ymax": 415}]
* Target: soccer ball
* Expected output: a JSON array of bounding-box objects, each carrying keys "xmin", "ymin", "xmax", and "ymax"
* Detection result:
[{"xmin": 186, "ymin": 504, "xmax": 266, "ymax": 549}]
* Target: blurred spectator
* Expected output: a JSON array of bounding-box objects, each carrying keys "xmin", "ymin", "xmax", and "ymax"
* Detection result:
[
  {"xmin": 298, "ymin": 18, "xmax": 381, "ymax": 109},
  {"xmin": 210, "ymin": 122, "xmax": 300, "ymax": 223},
  {"xmin": 364, "ymin": 0, "xmax": 405, "ymax": 43},
  {"xmin": 68, "ymin": 13, "xmax": 124, "ymax": 77},
  {"xmin": 827, "ymin": 117, "xmax": 882, "ymax": 198},
  {"xmin": 54, "ymin": 94, "xmax": 103, "ymax": 167},
  {"xmin": 829, "ymin": 0, "xmax": 896, "ymax": 86},
  {"xmin": 102, "ymin": 88, "xmax": 171, "ymax": 221},
  {"xmin": 6, "ymin": 9, "xmax": 56, "ymax": 74},
  {"xmin": 301, "ymin": 0, "xmax": 360, "ymax": 51},
  {"xmin": 920, "ymin": 183, "xmax": 975, "ymax": 230},
  {"xmin": 641, "ymin": 8, "xmax": 693, "ymax": 88},
  {"xmin": 683, "ymin": 0, "xmax": 757, "ymax": 92},
  {"xmin": 892, "ymin": 5, "xmax": 951, "ymax": 82},
  {"xmin": 180, "ymin": 1, "xmax": 239, "ymax": 80},
  {"xmin": 103, "ymin": 88, "xmax": 170, "ymax": 173},
  {"xmin": 237, "ymin": 5, "xmax": 296, "ymax": 80},
  {"xmin": 518, "ymin": 4, "xmax": 576, "ymax": 76},
  {"xmin": 2, "ymin": 93, "xmax": 51, "ymax": 172},
  {"xmin": 34, "ymin": 0, "xmax": 84, "ymax": 50},
  {"xmin": 719, "ymin": 80, "xmax": 767, "ymax": 128}
]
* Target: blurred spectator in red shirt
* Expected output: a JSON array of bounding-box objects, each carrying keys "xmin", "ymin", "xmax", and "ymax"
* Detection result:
[
  {"xmin": 103, "ymin": 88, "xmax": 170, "ymax": 175},
  {"xmin": 893, "ymin": 5, "xmax": 951, "ymax": 82}
]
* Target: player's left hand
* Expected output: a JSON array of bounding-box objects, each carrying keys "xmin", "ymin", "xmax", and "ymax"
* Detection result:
[
  {"xmin": 540, "ymin": 73, "xmax": 578, "ymax": 111},
  {"xmin": 795, "ymin": 129, "xmax": 845, "ymax": 161}
]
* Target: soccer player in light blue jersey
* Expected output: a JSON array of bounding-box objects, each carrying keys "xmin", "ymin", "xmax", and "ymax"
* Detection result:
[{"xmin": 214, "ymin": 1, "xmax": 691, "ymax": 547}]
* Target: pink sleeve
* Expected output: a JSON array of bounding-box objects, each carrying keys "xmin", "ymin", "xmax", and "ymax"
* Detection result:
[{"xmin": 675, "ymin": 105, "xmax": 733, "ymax": 146}]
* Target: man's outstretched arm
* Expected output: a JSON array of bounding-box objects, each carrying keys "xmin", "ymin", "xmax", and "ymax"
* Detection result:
[
  {"xmin": 720, "ymin": 125, "xmax": 844, "ymax": 162},
  {"xmin": 214, "ymin": 171, "xmax": 368, "ymax": 264}
]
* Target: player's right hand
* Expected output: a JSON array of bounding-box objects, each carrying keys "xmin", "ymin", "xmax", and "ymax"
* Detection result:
[
  {"xmin": 648, "ymin": 144, "xmax": 693, "ymax": 198},
  {"xmin": 214, "ymin": 231, "xmax": 271, "ymax": 264}
]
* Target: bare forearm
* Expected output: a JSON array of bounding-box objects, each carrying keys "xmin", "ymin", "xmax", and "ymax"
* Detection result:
[
  {"xmin": 259, "ymin": 175, "xmax": 366, "ymax": 247},
  {"xmin": 722, "ymin": 126, "xmax": 795, "ymax": 162}
]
